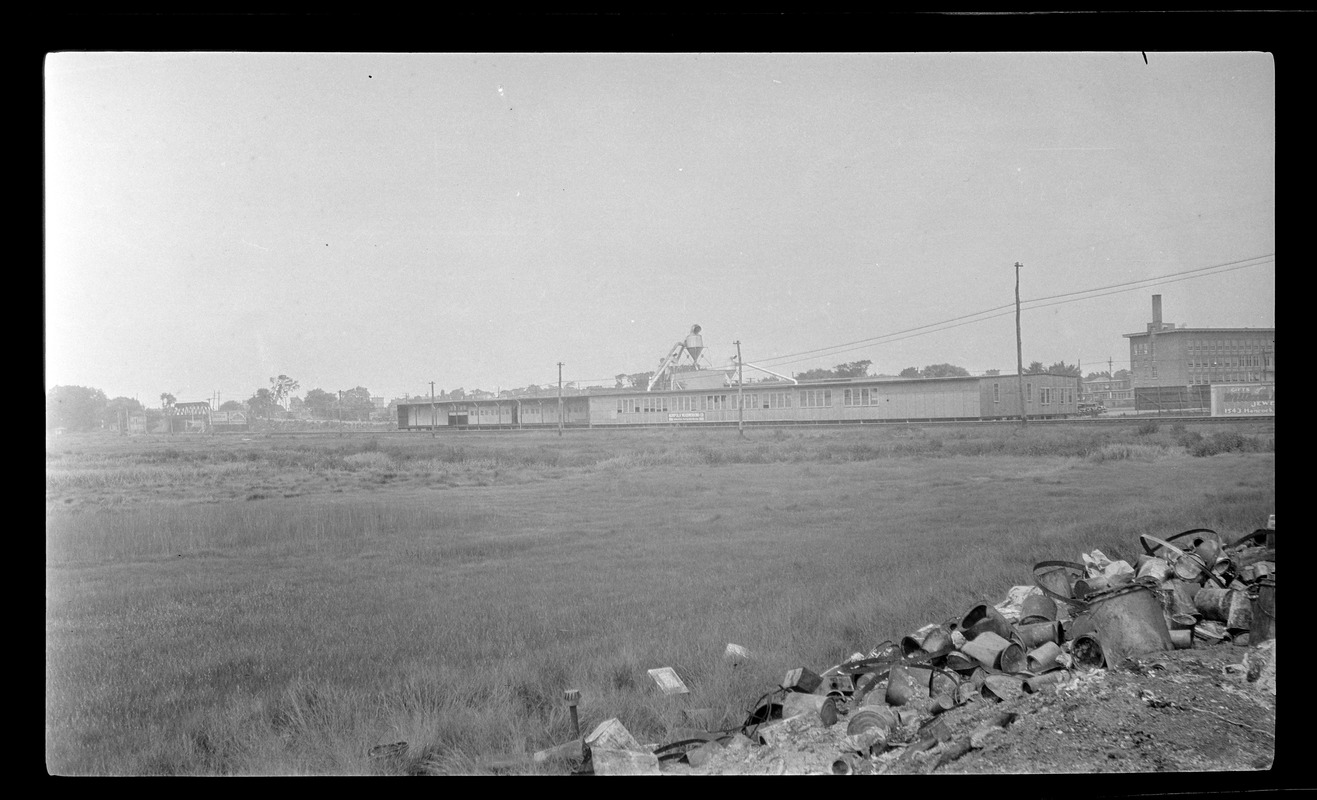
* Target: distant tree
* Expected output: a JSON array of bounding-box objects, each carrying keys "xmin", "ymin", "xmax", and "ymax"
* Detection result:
[
  {"xmin": 1025, "ymin": 361, "xmax": 1047, "ymax": 374},
  {"xmin": 303, "ymin": 388, "xmax": 336, "ymax": 418},
  {"xmin": 342, "ymin": 386, "xmax": 373, "ymax": 420},
  {"xmin": 796, "ymin": 367, "xmax": 835, "ymax": 381},
  {"xmin": 47, "ymin": 385, "xmax": 108, "ymax": 431},
  {"xmin": 448, "ymin": 387, "xmax": 466, "ymax": 400},
  {"xmin": 615, "ymin": 373, "xmax": 628, "ymax": 389},
  {"xmin": 269, "ymin": 374, "xmax": 300, "ymax": 410},
  {"xmin": 922, "ymin": 363, "xmax": 971, "ymax": 378},
  {"xmin": 159, "ymin": 392, "xmax": 176, "ymax": 410},
  {"xmin": 1047, "ymin": 361, "xmax": 1081, "ymax": 377},
  {"xmin": 1085, "ymin": 371, "xmax": 1111, "ymax": 381},
  {"xmin": 984, "ymin": 369, "xmax": 1001, "ymax": 376},
  {"xmin": 101, "ymin": 396, "xmax": 144, "ymax": 429},
  {"xmin": 627, "ymin": 371, "xmax": 654, "ymax": 390},
  {"xmin": 1113, "ymin": 369, "xmax": 1133, "ymax": 381},
  {"xmin": 834, "ymin": 360, "xmax": 872, "ymax": 379},
  {"xmin": 899, "ymin": 367, "xmax": 921, "ymax": 379},
  {"xmin": 247, "ymin": 388, "xmax": 279, "ymax": 419}
]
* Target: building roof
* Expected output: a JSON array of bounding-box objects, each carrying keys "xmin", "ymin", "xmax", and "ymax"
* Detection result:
[{"xmin": 1123, "ymin": 326, "xmax": 1275, "ymax": 339}]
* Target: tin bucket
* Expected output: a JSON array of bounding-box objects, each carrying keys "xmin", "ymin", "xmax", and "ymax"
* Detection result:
[
  {"xmin": 1017, "ymin": 620, "xmax": 1062, "ymax": 648},
  {"xmin": 1083, "ymin": 582, "xmax": 1174, "ymax": 667},
  {"xmin": 1026, "ymin": 641, "xmax": 1063, "ymax": 673},
  {"xmin": 1019, "ymin": 593, "xmax": 1058, "ymax": 625},
  {"xmin": 1169, "ymin": 629, "xmax": 1194, "ymax": 649},
  {"xmin": 960, "ymin": 604, "xmax": 1015, "ymax": 641},
  {"xmin": 1249, "ymin": 576, "xmax": 1275, "ymax": 643},
  {"xmin": 1034, "ymin": 561, "xmax": 1083, "ymax": 603},
  {"xmin": 885, "ymin": 665, "xmax": 930, "ymax": 707},
  {"xmin": 1194, "ymin": 586, "xmax": 1233, "ymax": 622}
]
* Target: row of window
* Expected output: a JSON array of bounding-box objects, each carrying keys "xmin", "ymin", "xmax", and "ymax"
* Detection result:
[
  {"xmin": 1190, "ymin": 373, "xmax": 1269, "ymax": 385},
  {"xmin": 614, "ymin": 388, "xmax": 861, "ymax": 413},
  {"xmin": 992, "ymin": 384, "xmax": 1075, "ymax": 405},
  {"xmin": 1188, "ymin": 357, "xmax": 1267, "ymax": 369},
  {"xmin": 1188, "ymin": 339, "xmax": 1273, "ymax": 352}
]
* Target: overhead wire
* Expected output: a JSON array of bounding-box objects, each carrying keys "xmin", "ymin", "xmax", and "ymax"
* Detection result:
[{"xmin": 749, "ymin": 254, "xmax": 1273, "ymax": 370}]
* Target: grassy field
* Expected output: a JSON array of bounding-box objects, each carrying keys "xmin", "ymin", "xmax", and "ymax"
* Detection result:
[{"xmin": 45, "ymin": 420, "xmax": 1275, "ymax": 775}]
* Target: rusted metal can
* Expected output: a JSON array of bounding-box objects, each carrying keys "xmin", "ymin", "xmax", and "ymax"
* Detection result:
[
  {"xmin": 960, "ymin": 603, "xmax": 1015, "ymax": 641},
  {"xmin": 885, "ymin": 664, "xmax": 930, "ymax": 707},
  {"xmin": 961, "ymin": 631, "xmax": 1022, "ymax": 672},
  {"xmin": 1034, "ymin": 562, "xmax": 1081, "ymax": 602},
  {"xmin": 1248, "ymin": 576, "xmax": 1275, "ymax": 643},
  {"xmin": 1194, "ymin": 586, "xmax": 1233, "ymax": 622},
  {"xmin": 1017, "ymin": 620, "xmax": 1062, "ymax": 649},
  {"xmin": 924, "ymin": 694, "xmax": 955, "ymax": 715},
  {"xmin": 1073, "ymin": 575, "xmax": 1107, "ymax": 598},
  {"xmin": 1226, "ymin": 588, "xmax": 1254, "ymax": 631},
  {"xmin": 1136, "ymin": 556, "xmax": 1174, "ymax": 583},
  {"xmin": 1168, "ymin": 629, "xmax": 1194, "ymax": 649},
  {"xmin": 782, "ymin": 691, "xmax": 839, "ymax": 726},
  {"xmin": 981, "ymin": 674, "xmax": 1025, "ymax": 703},
  {"xmin": 1026, "ymin": 641, "xmax": 1063, "ymax": 673},
  {"xmin": 1019, "ymin": 593, "xmax": 1058, "ymax": 625},
  {"xmin": 1070, "ymin": 632, "xmax": 1105, "ymax": 669},
  {"xmin": 1081, "ymin": 582, "xmax": 1174, "ymax": 666},
  {"xmin": 847, "ymin": 705, "xmax": 896, "ymax": 736},
  {"xmin": 1023, "ymin": 669, "xmax": 1072, "ymax": 693}
]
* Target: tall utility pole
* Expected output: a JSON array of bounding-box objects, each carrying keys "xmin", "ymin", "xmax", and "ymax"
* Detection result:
[
  {"xmin": 430, "ymin": 381, "xmax": 436, "ymax": 437},
  {"xmin": 735, "ymin": 340, "xmax": 745, "ymax": 438},
  {"xmin": 338, "ymin": 390, "xmax": 344, "ymax": 433},
  {"xmin": 1015, "ymin": 262, "xmax": 1027, "ymax": 425},
  {"xmin": 557, "ymin": 362, "xmax": 564, "ymax": 437}
]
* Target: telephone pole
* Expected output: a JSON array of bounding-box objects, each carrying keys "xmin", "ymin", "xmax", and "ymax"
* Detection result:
[
  {"xmin": 557, "ymin": 362, "xmax": 564, "ymax": 437},
  {"xmin": 1015, "ymin": 262, "xmax": 1027, "ymax": 425},
  {"xmin": 430, "ymin": 381, "xmax": 436, "ymax": 437},
  {"xmin": 735, "ymin": 340, "xmax": 745, "ymax": 438}
]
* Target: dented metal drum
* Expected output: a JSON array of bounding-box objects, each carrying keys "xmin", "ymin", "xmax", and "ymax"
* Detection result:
[{"xmin": 1081, "ymin": 582, "xmax": 1173, "ymax": 667}]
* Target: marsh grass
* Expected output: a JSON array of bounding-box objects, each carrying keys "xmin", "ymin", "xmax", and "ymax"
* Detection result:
[{"xmin": 46, "ymin": 422, "xmax": 1274, "ymax": 774}]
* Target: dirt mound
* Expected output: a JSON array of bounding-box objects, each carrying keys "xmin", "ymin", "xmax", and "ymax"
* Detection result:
[{"xmin": 661, "ymin": 643, "xmax": 1274, "ymax": 776}]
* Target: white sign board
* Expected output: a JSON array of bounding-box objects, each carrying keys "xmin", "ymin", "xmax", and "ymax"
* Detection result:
[{"xmin": 647, "ymin": 667, "xmax": 689, "ymax": 695}]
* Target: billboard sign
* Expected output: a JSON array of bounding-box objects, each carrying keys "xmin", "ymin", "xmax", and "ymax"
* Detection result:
[
  {"xmin": 1211, "ymin": 383, "xmax": 1275, "ymax": 416},
  {"xmin": 668, "ymin": 412, "xmax": 705, "ymax": 422}
]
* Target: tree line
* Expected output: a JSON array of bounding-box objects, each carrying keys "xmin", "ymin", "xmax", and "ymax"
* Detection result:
[{"xmin": 45, "ymin": 374, "xmax": 388, "ymax": 432}]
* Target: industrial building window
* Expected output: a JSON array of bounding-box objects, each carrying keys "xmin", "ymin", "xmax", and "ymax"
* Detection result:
[
  {"xmin": 1040, "ymin": 388, "xmax": 1052, "ymax": 405},
  {"xmin": 800, "ymin": 389, "xmax": 832, "ymax": 408},
  {"xmin": 705, "ymin": 395, "xmax": 728, "ymax": 410},
  {"xmin": 993, "ymin": 383, "xmax": 1000, "ymax": 404},
  {"xmin": 1026, "ymin": 383, "xmax": 1032, "ymax": 402}
]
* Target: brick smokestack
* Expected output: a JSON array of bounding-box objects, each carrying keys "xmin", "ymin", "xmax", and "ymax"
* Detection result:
[{"xmin": 1152, "ymin": 294, "xmax": 1163, "ymax": 329}]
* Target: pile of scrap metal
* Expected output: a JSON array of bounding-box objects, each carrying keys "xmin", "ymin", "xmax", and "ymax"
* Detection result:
[
  {"xmin": 489, "ymin": 517, "xmax": 1274, "ymax": 775},
  {"xmin": 667, "ymin": 517, "xmax": 1275, "ymax": 774}
]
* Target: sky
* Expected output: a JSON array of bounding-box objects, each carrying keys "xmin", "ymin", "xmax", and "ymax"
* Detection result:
[{"xmin": 44, "ymin": 52, "xmax": 1275, "ymax": 405}]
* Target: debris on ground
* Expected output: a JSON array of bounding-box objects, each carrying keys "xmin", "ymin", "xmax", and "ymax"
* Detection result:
[{"xmin": 389, "ymin": 517, "xmax": 1276, "ymax": 775}]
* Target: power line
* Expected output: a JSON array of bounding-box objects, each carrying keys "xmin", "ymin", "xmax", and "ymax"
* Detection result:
[{"xmin": 752, "ymin": 254, "xmax": 1273, "ymax": 370}]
